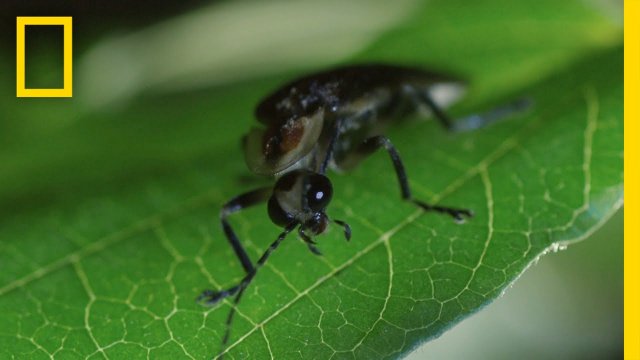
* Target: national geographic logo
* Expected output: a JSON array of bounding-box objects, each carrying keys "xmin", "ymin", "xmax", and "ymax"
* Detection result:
[{"xmin": 16, "ymin": 17, "xmax": 72, "ymax": 98}]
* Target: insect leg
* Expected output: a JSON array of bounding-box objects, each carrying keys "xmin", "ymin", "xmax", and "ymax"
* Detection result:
[
  {"xmin": 221, "ymin": 187, "xmax": 272, "ymax": 273},
  {"xmin": 414, "ymin": 90, "xmax": 455, "ymax": 131},
  {"xmin": 218, "ymin": 223, "xmax": 297, "ymax": 356},
  {"xmin": 412, "ymin": 87, "xmax": 532, "ymax": 132},
  {"xmin": 451, "ymin": 97, "xmax": 533, "ymax": 132},
  {"xmin": 319, "ymin": 109, "xmax": 376, "ymax": 174},
  {"xmin": 319, "ymin": 118, "xmax": 345, "ymax": 174},
  {"xmin": 198, "ymin": 187, "xmax": 271, "ymax": 305},
  {"xmin": 359, "ymin": 135, "xmax": 472, "ymax": 222}
]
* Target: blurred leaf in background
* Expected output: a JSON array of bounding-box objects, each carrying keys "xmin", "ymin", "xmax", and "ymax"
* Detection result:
[{"xmin": 0, "ymin": 0, "xmax": 622, "ymax": 359}]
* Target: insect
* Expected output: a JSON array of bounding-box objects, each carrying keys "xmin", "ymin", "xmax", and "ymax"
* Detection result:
[{"xmin": 198, "ymin": 64, "xmax": 528, "ymax": 353}]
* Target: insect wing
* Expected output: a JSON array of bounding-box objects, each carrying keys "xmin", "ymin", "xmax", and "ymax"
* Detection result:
[{"xmin": 243, "ymin": 110, "xmax": 325, "ymax": 175}]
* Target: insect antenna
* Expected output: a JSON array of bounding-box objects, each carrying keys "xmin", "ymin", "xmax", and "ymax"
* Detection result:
[
  {"xmin": 217, "ymin": 222, "xmax": 297, "ymax": 358},
  {"xmin": 332, "ymin": 219, "xmax": 352, "ymax": 241}
]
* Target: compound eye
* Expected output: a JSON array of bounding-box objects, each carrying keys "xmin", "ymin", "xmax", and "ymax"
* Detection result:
[
  {"xmin": 268, "ymin": 195, "xmax": 294, "ymax": 227},
  {"xmin": 305, "ymin": 174, "xmax": 333, "ymax": 212}
]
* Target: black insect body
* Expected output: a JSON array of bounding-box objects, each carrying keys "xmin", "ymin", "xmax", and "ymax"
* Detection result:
[{"xmin": 198, "ymin": 64, "xmax": 526, "ymax": 354}]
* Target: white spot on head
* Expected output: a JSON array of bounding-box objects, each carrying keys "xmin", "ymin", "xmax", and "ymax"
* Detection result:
[
  {"xmin": 316, "ymin": 192, "xmax": 324, "ymax": 200},
  {"xmin": 429, "ymin": 82, "xmax": 467, "ymax": 109}
]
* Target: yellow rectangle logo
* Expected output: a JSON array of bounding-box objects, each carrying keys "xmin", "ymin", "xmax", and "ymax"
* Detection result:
[{"xmin": 16, "ymin": 16, "xmax": 73, "ymax": 98}]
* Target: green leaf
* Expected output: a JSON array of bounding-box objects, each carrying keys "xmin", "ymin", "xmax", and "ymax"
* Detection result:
[{"xmin": 0, "ymin": 1, "xmax": 622, "ymax": 359}]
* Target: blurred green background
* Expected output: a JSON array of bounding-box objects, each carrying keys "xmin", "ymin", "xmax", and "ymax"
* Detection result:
[{"xmin": 0, "ymin": 0, "xmax": 622, "ymax": 359}]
